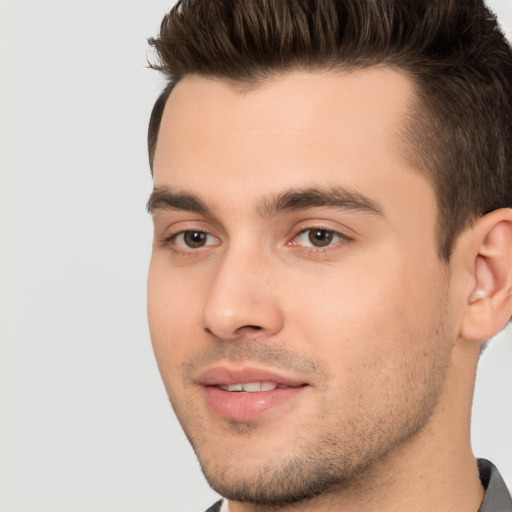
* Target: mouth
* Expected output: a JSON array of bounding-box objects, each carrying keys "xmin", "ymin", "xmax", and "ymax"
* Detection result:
[{"xmin": 197, "ymin": 366, "xmax": 310, "ymax": 421}]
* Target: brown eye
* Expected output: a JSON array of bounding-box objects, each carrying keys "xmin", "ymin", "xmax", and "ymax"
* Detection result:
[
  {"xmin": 293, "ymin": 227, "xmax": 347, "ymax": 249},
  {"xmin": 168, "ymin": 230, "xmax": 220, "ymax": 252},
  {"xmin": 308, "ymin": 229, "xmax": 335, "ymax": 247},
  {"xmin": 183, "ymin": 231, "xmax": 208, "ymax": 248}
]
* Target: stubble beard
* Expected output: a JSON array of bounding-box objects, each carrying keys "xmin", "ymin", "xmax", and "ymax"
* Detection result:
[
  {"xmin": 193, "ymin": 381, "xmax": 447, "ymax": 508},
  {"xmin": 171, "ymin": 299, "xmax": 453, "ymax": 508}
]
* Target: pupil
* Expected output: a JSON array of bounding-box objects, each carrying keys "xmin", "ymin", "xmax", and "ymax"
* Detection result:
[
  {"xmin": 185, "ymin": 231, "xmax": 206, "ymax": 248},
  {"xmin": 309, "ymin": 229, "xmax": 333, "ymax": 247}
]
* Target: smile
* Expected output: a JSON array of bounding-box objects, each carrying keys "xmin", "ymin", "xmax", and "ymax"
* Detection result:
[{"xmin": 196, "ymin": 365, "xmax": 310, "ymax": 420}]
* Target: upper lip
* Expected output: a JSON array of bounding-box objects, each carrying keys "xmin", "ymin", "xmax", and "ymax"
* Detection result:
[{"xmin": 197, "ymin": 364, "xmax": 308, "ymax": 387}]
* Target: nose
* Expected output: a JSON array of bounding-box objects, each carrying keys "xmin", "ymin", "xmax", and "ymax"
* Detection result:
[{"xmin": 201, "ymin": 246, "xmax": 285, "ymax": 340}]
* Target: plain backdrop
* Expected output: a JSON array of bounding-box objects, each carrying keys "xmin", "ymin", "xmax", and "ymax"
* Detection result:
[{"xmin": 0, "ymin": 1, "xmax": 511, "ymax": 511}]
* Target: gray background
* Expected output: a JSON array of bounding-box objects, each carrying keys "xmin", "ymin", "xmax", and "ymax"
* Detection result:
[{"xmin": 1, "ymin": 1, "xmax": 511, "ymax": 511}]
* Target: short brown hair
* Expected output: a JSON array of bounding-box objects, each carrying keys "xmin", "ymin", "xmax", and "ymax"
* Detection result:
[{"xmin": 147, "ymin": 0, "xmax": 512, "ymax": 260}]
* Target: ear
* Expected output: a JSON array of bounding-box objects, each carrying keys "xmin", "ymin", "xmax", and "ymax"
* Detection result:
[{"xmin": 460, "ymin": 208, "xmax": 512, "ymax": 341}]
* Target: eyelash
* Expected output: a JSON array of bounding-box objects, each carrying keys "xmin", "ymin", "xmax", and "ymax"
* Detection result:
[{"xmin": 160, "ymin": 226, "xmax": 352, "ymax": 255}]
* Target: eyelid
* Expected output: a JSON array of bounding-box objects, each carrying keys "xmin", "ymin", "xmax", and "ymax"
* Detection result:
[
  {"xmin": 157, "ymin": 220, "xmax": 223, "ymax": 254},
  {"xmin": 289, "ymin": 220, "xmax": 353, "ymax": 239},
  {"xmin": 287, "ymin": 223, "xmax": 353, "ymax": 250}
]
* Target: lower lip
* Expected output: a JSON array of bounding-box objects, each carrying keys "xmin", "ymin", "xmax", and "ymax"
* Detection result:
[{"xmin": 204, "ymin": 385, "xmax": 307, "ymax": 421}]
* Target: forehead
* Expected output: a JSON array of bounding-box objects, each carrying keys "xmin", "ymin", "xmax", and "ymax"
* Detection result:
[{"xmin": 152, "ymin": 68, "xmax": 433, "ymax": 223}]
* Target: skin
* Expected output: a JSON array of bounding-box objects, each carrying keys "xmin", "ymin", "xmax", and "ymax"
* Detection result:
[{"xmin": 148, "ymin": 68, "xmax": 511, "ymax": 511}]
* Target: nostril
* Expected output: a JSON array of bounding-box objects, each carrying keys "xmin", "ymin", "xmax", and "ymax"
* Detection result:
[{"xmin": 204, "ymin": 324, "xmax": 264, "ymax": 340}]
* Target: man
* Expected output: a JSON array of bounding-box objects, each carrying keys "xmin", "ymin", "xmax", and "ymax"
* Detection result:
[{"xmin": 145, "ymin": 0, "xmax": 512, "ymax": 510}]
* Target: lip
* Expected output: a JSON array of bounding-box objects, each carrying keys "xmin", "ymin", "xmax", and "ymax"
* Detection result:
[
  {"xmin": 197, "ymin": 365, "xmax": 309, "ymax": 421},
  {"xmin": 197, "ymin": 365, "xmax": 307, "ymax": 387}
]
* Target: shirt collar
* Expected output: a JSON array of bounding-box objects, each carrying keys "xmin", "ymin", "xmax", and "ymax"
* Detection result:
[{"xmin": 478, "ymin": 459, "xmax": 512, "ymax": 511}]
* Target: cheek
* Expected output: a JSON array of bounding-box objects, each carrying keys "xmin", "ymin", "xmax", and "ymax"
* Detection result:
[
  {"xmin": 287, "ymin": 261, "xmax": 450, "ymax": 436},
  {"xmin": 286, "ymin": 248, "xmax": 446, "ymax": 374},
  {"xmin": 147, "ymin": 256, "xmax": 205, "ymax": 381}
]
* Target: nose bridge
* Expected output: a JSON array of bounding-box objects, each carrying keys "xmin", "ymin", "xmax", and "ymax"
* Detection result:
[{"xmin": 201, "ymin": 240, "xmax": 283, "ymax": 339}]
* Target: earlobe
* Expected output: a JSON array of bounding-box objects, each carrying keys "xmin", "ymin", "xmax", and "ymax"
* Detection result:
[{"xmin": 460, "ymin": 209, "xmax": 512, "ymax": 341}]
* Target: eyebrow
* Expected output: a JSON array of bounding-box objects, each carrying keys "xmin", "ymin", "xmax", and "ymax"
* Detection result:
[
  {"xmin": 147, "ymin": 186, "xmax": 210, "ymax": 215},
  {"xmin": 257, "ymin": 186, "xmax": 385, "ymax": 218},
  {"xmin": 147, "ymin": 185, "xmax": 385, "ymax": 218}
]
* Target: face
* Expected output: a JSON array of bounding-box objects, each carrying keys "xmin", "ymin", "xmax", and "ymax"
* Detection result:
[{"xmin": 148, "ymin": 69, "xmax": 457, "ymax": 506}]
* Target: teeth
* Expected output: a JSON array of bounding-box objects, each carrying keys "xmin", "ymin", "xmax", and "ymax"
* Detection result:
[
  {"xmin": 221, "ymin": 384, "xmax": 243, "ymax": 391},
  {"xmin": 219, "ymin": 381, "xmax": 279, "ymax": 392},
  {"xmin": 242, "ymin": 382, "xmax": 262, "ymax": 392}
]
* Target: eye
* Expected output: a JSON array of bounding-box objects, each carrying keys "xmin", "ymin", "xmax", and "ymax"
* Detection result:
[
  {"xmin": 293, "ymin": 228, "xmax": 347, "ymax": 248},
  {"xmin": 173, "ymin": 230, "xmax": 219, "ymax": 249}
]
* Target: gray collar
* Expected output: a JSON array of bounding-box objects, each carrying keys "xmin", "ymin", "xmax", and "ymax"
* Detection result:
[{"xmin": 478, "ymin": 459, "xmax": 512, "ymax": 511}]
